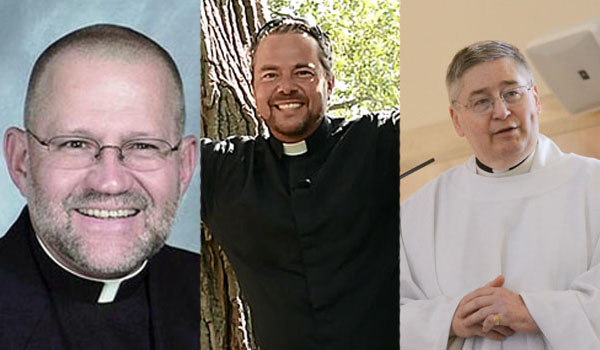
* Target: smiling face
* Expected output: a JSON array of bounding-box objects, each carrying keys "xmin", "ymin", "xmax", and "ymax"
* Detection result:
[
  {"xmin": 20, "ymin": 51, "xmax": 192, "ymax": 278},
  {"xmin": 252, "ymin": 33, "xmax": 334, "ymax": 143},
  {"xmin": 449, "ymin": 57, "xmax": 541, "ymax": 169}
]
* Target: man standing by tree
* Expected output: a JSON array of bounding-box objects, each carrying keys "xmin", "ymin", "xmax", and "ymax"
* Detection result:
[{"xmin": 202, "ymin": 17, "xmax": 399, "ymax": 350}]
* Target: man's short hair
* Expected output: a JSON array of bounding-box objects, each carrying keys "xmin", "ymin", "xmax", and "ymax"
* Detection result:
[
  {"xmin": 446, "ymin": 40, "xmax": 534, "ymax": 102},
  {"xmin": 249, "ymin": 17, "xmax": 333, "ymax": 79},
  {"xmin": 25, "ymin": 23, "xmax": 185, "ymax": 134}
]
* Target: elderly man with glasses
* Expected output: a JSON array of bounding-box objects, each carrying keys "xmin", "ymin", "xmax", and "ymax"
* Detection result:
[
  {"xmin": 1, "ymin": 24, "xmax": 199, "ymax": 348},
  {"xmin": 400, "ymin": 40, "xmax": 600, "ymax": 349},
  {"xmin": 202, "ymin": 17, "xmax": 399, "ymax": 350}
]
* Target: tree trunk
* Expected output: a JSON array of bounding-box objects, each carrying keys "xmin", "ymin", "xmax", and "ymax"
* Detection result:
[{"xmin": 201, "ymin": 0, "xmax": 267, "ymax": 349}]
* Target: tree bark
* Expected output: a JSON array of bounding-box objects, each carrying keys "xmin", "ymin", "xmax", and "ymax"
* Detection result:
[{"xmin": 201, "ymin": 1, "xmax": 267, "ymax": 349}]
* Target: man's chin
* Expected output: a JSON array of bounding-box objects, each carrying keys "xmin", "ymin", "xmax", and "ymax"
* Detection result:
[
  {"xmin": 269, "ymin": 116, "xmax": 324, "ymax": 142},
  {"xmin": 50, "ymin": 229, "xmax": 165, "ymax": 278},
  {"xmin": 69, "ymin": 243, "xmax": 152, "ymax": 278},
  {"xmin": 270, "ymin": 125, "xmax": 308, "ymax": 142}
]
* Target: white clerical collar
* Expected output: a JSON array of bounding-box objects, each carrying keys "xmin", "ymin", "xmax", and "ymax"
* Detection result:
[
  {"xmin": 475, "ymin": 147, "xmax": 536, "ymax": 178},
  {"xmin": 35, "ymin": 234, "xmax": 147, "ymax": 304},
  {"xmin": 282, "ymin": 140, "xmax": 308, "ymax": 156}
]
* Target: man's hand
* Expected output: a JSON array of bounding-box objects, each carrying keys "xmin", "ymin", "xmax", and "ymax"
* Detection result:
[
  {"xmin": 458, "ymin": 276, "xmax": 540, "ymax": 335},
  {"xmin": 450, "ymin": 276, "xmax": 516, "ymax": 341}
]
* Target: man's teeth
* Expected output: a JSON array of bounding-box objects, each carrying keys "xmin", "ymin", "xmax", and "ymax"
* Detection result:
[
  {"xmin": 277, "ymin": 103, "xmax": 302, "ymax": 110},
  {"xmin": 77, "ymin": 208, "xmax": 138, "ymax": 219}
]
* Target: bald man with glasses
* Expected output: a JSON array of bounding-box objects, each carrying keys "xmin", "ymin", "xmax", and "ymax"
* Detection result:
[
  {"xmin": 400, "ymin": 41, "xmax": 600, "ymax": 349},
  {"xmin": 1, "ymin": 24, "xmax": 199, "ymax": 348}
]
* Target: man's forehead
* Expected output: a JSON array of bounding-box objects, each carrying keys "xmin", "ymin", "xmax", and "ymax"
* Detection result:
[
  {"xmin": 33, "ymin": 52, "xmax": 179, "ymax": 135},
  {"xmin": 254, "ymin": 33, "xmax": 320, "ymax": 61},
  {"xmin": 459, "ymin": 58, "xmax": 529, "ymax": 95},
  {"xmin": 48, "ymin": 48, "xmax": 166, "ymax": 74},
  {"xmin": 256, "ymin": 31, "xmax": 316, "ymax": 47}
]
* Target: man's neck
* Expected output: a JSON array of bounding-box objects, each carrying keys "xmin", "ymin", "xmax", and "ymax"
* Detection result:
[
  {"xmin": 35, "ymin": 233, "xmax": 147, "ymax": 303},
  {"xmin": 476, "ymin": 147, "xmax": 536, "ymax": 178}
]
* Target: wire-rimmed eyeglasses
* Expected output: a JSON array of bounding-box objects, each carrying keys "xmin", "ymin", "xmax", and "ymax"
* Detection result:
[
  {"xmin": 26, "ymin": 129, "xmax": 181, "ymax": 171},
  {"xmin": 453, "ymin": 84, "xmax": 534, "ymax": 115}
]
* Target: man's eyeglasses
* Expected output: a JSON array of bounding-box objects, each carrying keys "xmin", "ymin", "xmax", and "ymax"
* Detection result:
[
  {"xmin": 453, "ymin": 85, "xmax": 534, "ymax": 115},
  {"xmin": 26, "ymin": 129, "xmax": 181, "ymax": 171}
]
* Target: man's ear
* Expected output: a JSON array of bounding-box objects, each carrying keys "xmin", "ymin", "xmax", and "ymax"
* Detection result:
[
  {"xmin": 533, "ymin": 85, "xmax": 542, "ymax": 116},
  {"xmin": 449, "ymin": 106, "xmax": 466, "ymax": 137},
  {"xmin": 327, "ymin": 74, "xmax": 335, "ymax": 96},
  {"xmin": 177, "ymin": 135, "xmax": 199, "ymax": 196},
  {"xmin": 3, "ymin": 127, "xmax": 29, "ymax": 197}
]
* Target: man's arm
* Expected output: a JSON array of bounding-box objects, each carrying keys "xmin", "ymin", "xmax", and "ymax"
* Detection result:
[
  {"xmin": 400, "ymin": 234, "xmax": 463, "ymax": 349},
  {"xmin": 457, "ymin": 247, "xmax": 600, "ymax": 348},
  {"xmin": 519, "ymin": 248, "xmax": 600, "ymax": 348},
  {"xmin": 200, "ymin": 136, "xmax": 255, "ymax": 232},
  {"xmin": 200, "ymin": 138, "xmax": 218, "ymax": 224},
  {"xmin": 401, "ymin": 243, "xmax": 514, "ymax": 348}
]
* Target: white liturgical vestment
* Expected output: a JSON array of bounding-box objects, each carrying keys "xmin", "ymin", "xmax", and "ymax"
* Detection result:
[{"xmin": 400, "ymin": 135, "xmax": 600, "ymax": 349}]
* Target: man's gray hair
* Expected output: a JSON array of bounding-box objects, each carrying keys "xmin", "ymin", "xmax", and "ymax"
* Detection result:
[
  {"xmin": 446, "ymin": 40, "xmax": 533, "ymax": 102},
  {"xmin": 24, "ymin": 23, "xmax": 185, "ymax": 134}
]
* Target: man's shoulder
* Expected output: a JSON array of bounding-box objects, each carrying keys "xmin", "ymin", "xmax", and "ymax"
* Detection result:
[
  {"xmin": 407, "ymin": 162, "xmax": 462, "ymax": 191},
  {"xmin": 149, "ymin": 245, "xmax": 199, "ymax": 287},
  {"xmin": 147, "ymin": 245, "xmax": 199, "ymax": 322},
  {"xmin": 151, "ymin": 244, "xmax": 199, "ymax": 267},
  {"xmin": 562, "ymin": 148, "xmax": 600, "ymax": 168},
  {"xmin": 0, "ymin": 209, "xmax": 36, "ymax": 269},
  {"xmin": 339, "ymin": 109, "xmax": 399, "ymax": 130},
  {"xmin": 0, "ymin": 211, "xmax": 50, "ymax": 336},
  {"xmin": 201, "ymin": 134, "xmax": 261, "ymax": 152},
  {"xmin": 146, "ymin": 245, "xmax": 199, "ymax": 347},
  {"xmin": 565, "ymin": 152, "xmax": 600, "ymax": 187},
  {"xmin": 330, "ymin": 110, "xmax": 399, "ymax": 146},
  {"xmin": 402, "ymin": 164, "xmax": 462, "ymax": 209},
  {"xmin": 538, "ymin": 134, "xmax": 600, "ymax": 178},
  {"xmin": 201, "ymin": 134, "xmax": 271, "ymax": 165}
]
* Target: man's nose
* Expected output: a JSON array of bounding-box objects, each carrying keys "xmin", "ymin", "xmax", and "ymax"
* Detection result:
[
  {"xmin": 276, "ymin": 75, "xmax": 298, "ymax": 95},
  {"xmin": 491, "ymin": 96, "xmax": 510, "ymax": 120},
  {"xmin": 84, "ymin": 147, "xmax": 134, "ymax": 195}
]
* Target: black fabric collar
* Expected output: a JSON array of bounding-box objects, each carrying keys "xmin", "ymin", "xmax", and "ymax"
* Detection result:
[
  {"xmin": 475, "ymin": 156, "xmax": 529, "ymax": 173},
  {"xmin": 268, "ymin": 116, "xmax": 332, "ymax": 159}
]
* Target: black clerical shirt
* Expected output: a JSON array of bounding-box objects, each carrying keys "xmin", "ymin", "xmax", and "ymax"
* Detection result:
[
  {"xmin": 31, "ymin": 228, "xmax": 153, "ymax": 350},
  {"xmin": 202, "ymin": 112, "xmax": 399, "ymax": 350},
  {"xmin": 0, "ymin": 208, "xmax": 200, "ymax": 350}
]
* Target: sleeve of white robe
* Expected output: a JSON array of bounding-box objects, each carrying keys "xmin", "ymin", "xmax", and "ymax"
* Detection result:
[
  {"xmin": 521, "ymin": 237, "xmax": 600, "ymax": 348},
  {"xmin": 400, "ymin": 232, "xmax": 462, "ymax": 349}
]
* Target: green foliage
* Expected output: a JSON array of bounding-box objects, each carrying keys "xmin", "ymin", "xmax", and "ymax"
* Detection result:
[{"xmin": 268, "ymin": 0, "xmax": 400, "ymax": 119}]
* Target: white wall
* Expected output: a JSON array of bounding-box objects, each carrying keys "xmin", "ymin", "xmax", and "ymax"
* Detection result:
[{"xmin": 401, "ymin": 0, "xmax": 600, "ymax": 131}]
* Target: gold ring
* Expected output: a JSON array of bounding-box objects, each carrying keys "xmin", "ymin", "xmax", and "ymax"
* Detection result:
[{"xmin": 492, "ymin": 314, "xmax": 500, "ymax": 326}]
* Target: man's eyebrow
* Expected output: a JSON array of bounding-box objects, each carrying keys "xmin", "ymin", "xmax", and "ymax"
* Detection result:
[
  {"xmin": 257, "ymin": 64, "xmax": 279, "ymax": 71},
  {"xmin": 51, "ymin": 127, "xmax": 92, "ymax": 136},
  {"xmin": 467, "ymin": 88, "xmax": 489, "ymax": 97},
  {"xmin": 499, "ymin": 79, "xmax": 520, "ymax": 87},
  {"xmin": 294, "ymin": 62, "xmax": 316, "ymax": 69},
  {"xmin": 467, "ymin": 80, "xmax": 521, "ymax": 97},
  {"xmin": 51, "ymin": 128, "xmax": 165, "ymax": 140},
  {"xmin": 257, "ymin": 62, "xmax": 317, "ymax": 71}
]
